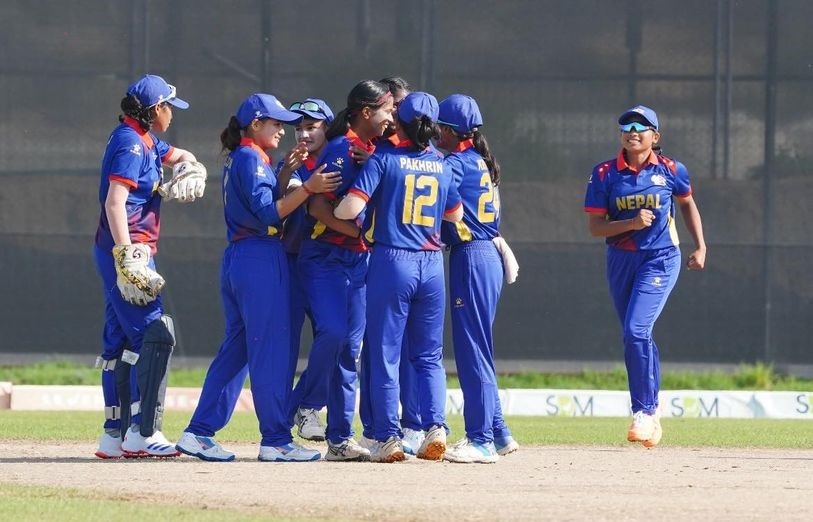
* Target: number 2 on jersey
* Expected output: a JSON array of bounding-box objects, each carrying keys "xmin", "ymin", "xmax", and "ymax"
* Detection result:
[
  {"xmin": 478, "ymin": 173, "xmax": 499, "ymax": 223},
  {"xmin": 402, "ymin": 174, "xmax": 438, "ymax": 226}
]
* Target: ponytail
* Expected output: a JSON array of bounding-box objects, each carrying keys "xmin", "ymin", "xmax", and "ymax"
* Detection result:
[
  {"xmin": 118, "ymin": 94, "xmax": 156, "ymax": 132},
  {"xmin": 401, "ymin": 116, "xmax": 439, "ymax": 151},
  {"xmin": 472, "ymin": 130, "xmax": 501, "ymax": 186},
  {"xmin": 325, "ymin": 108, "xmax": 352, "ymax": 141},
  {"xmin": 220, "ymin": 116, "xmax": 242, "ymax": 152}
]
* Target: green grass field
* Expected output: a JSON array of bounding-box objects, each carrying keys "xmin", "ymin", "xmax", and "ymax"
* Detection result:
[
  {"xmin": 2, "ymin": 361, "xmax": 812, "ymax": 390},
  {"xmin": 1, "ymin": 410, "xmax": 811, "ymax": 448}
]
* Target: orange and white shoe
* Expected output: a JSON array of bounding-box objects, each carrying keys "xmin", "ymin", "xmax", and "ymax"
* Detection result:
[
  {"xmin": 627, "ymin": 411, "xmax": 655, "ymax": 443},
  {"xmin": 642, "ymin": 412, "xmax": 662, "ymax": 448}
]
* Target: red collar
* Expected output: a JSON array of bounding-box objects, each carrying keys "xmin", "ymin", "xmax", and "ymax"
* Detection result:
[
  {"xmin": 346, "ymin": 129, "xmax": 376, "ymax": 154},
  {"xmin": 123, "ymin": 116, "xmax": 154, "ymax": 149},
  {"xmin": 454, "ymin": 139, "xmax": 474, "ymax": 152},
  {"xmin": 240, "ymin": 137, "xmax": 271, "ymax": 164},
  {"xmin": 616, "ymin": 149, "xmax": 659, "ymax": 173},
  {"xmin": 303, "ymin": 155, "xmax": 317, "ymax": 171}
]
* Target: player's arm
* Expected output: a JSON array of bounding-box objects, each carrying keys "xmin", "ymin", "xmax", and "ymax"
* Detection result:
[
  {"xmin": 159, "ymin": 147, "xmax": 207, "ymax": 203},
  {"xmin": 309, "ymin": 194, "xmax": 361, "ymax": 238},
  {"xmin": 334, "ymin": 193, "xmax": 366, "ymax": 220},
  {"xmin": 162, "ymin": 147, "xmax": 197, "ymax": 167},
  {"xmin": 105, "ymin": 180, "xmax": 132, "ymax": 245},
  {"xmin": 275, "ymin": 165, "xmax": 341, "ymax": 220},
  {"xmin": 587, "ymin": 210, "xmax": 654, "ymax": 237},
  {"xmin": 277, "ymin": 141, "xmax": 308, "ymax": 198},
  {"xmin": 677, "ymin": 195, "xmax": 706, "ymax": 270}
]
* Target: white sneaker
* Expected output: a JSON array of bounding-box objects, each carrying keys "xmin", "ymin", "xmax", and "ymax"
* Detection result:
[
  {"xmin": 401, "ymin": 428, "xmax": 425, "ymax": 456},
  {"xmin": 258, "ymin": 442, "xmax": 320, "ymax": 462},
  {"xmin": 494, "ymin": 435, "xmax": 520, "ymax": 456},
  {"xmin": 121, "ymin": 426, "xmax": 180, "ymax": 458},
  {"xmin": 176, "ymin": 431, "xmax": 235, "ymax": 462},
  {"xmin": 359, "ymin": 435, "xmax": 377, "ymax": 452},
  {"xmin": 443, "ymin": 438, "xmax": 499, "ymax": 464},
  {"xmin": 627, "ymin": 411, "xmax": 656, "ymax": 442},
  {"xmin": 95, "ymin": 433, "xmax": 124, "ymax": 459},
  {"xmin": 370, "ymin": 437, "xmax": 406, "ymax": 463},
  {"xmin": 325, "ymin": 438, "xmax": 371, "ymax": 462},
  {"xmin": 417, "ymin": 425, "xmax": 446, "ymax": 461},
  {"xmin": 295, "ymin": 408, "xmax": 326, "ymax": 441}
]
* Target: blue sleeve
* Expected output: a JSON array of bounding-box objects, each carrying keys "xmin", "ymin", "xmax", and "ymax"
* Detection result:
[
  {"xmin": 352, "ymin": 153, "xmax": 385, "ymax": 201},
  {"xmin": 153, "ymin": 135, "xmax": 172, "ymax": 162},
  {"xmin": 443, "ymin": 163, "xmax": 462, "ymax": 212},
  {"xmin": 242, "ymin": 153, "xmax": 282, "ymax": 226},
  {"xmin": 673, "ymin": 161, "xmax": 692, "ymax": 197},
  {"xmin": 584, "ymin": 163, "xmax": 610, "ymax": 213},
  {"xmin": 107, "ymin": 138, "xmax": 143, "ymax": 185}
]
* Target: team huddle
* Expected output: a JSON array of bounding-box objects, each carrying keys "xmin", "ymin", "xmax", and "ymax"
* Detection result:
[{"xmin": 93, "ymin": 74, "xmax": 521, "ymax": 465}]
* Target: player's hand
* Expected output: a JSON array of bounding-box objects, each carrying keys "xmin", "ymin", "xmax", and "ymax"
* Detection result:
[
  {"xmin": 687, "ymin": 247, "xmax": 706, "ymax": 271},
  {"xmin": 350, "ymin": 144, "xmax": 371, "ymax": 164},
  {"xmin": 112, "ymin": 244, "xmax": 165, "ymax": 306},
  {"xmin": 303, "ymin": 164, "xmax": 342, "ymax": 194},
  {"xmin": 283, "ymin": 141, "xmax": 309, "ymax": 172},
  {"xmin": 632, "ymin": 209, "xmax": 655, "ymax": 230},
  {"xmin": 159, "ymin": 161, "xmax": 207, "ymax": 203}
]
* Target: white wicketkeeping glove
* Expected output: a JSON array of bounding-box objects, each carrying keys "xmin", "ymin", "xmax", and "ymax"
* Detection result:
[
  {"xmin": 112, "ymin": 244, "xmax": 165, "ymax": 306},
  {"xmin": 492, "ymin": 236, "xmax": 519, "ymax": 284},
  {"xmin": 159, "ymin": 161, "xmax": 207, "ymax": 203}
]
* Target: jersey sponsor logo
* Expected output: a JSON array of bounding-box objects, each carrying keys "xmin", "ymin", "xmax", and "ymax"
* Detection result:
[
  {"xmin": 332, "ymin": 157, "xmax": 345, "ymax": 169},
  {"xmin": 454, "ymin": 296, "xmax": 464, "ymax": 308},
  {"xmin": 256, "ymin": 165, "xmax": 266, "ymax": 177},
  {"xmin": 650, "ymin": 276, "xmax": 662, "ymax": 287},
  {"xmin": 615, "ymin": 193, "xmax": 661, "ymax": 210},
  {"xmin": 398, "ymin": 157, "xmax": 443, "ymax": 174},
  {"xmin": 129, "ymin": 144, "xmax": 142, "ymax": 156},
  {"xmin": 650, "ymin": 174, "xmax": 667, "ymax": 186}
]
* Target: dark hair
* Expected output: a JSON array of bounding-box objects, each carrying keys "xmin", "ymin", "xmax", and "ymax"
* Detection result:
[
  {"xmin": 399, "ymin": 116, "xmax": 439, "ymax": 151},
  {"xmin": 451, "ymin": 126, "xmax": 501, "ymax": 185},
  {"xmin": 118, "ymin": 94, "xmax": 157, "ymax": 132},
  {"xmin": 379, "ymin": 76, "xmax": 411, "ymax": 98},
  {"xmin": 325, "ymin": 80, "xmax": 391, "ymax": 141},
  {"xmin": 220, "ymin": 116, "xmax": 243, "ymax": 152}
]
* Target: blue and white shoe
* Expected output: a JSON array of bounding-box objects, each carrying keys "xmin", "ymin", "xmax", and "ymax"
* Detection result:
[
  {"xmin": 121, "ymin": 426, "xmax": 180, "ymax": 458},
  {"xmin": 401, "ymin": 428, "xmax": 425, "ymax": 456},
  {"xmin": 258, "ymin": 442, "xmax": 321, "ymax": 462},
  {"xmin": 176, "ymin": 431, "xmax": 235, "ymax": 462},
  {"xmin": 494, "ymin": 435, "xmax": 519, "ymax": 456},
  {"xmin": 443, "ymin": 438, "xmax": 499, "ymax": 464}
]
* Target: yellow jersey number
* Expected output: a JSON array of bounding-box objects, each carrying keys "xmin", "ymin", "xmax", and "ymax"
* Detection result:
[
  {"xmin": 477, "ymin": 173, "xmax": 499, "ymax": 223},
  {"xmin": 402, "ymin": 174, "xmax": 439, "ymax": 227}
]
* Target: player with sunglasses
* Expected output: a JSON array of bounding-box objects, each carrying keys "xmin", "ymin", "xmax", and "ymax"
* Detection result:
[
  {"xmin": 584, "ymin": 105, "xmax": 707, "ymax": 448},
  {"xmin": 279, "ymin": 98, "xmax": 335, "ymax": 442}
]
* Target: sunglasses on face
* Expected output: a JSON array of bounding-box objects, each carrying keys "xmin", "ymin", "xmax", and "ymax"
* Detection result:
[
  {"xmin": 289, "ymin": 101, "xmax": 324, "ymax": 115},
  {"xmin": 619, "ymin": 122, "xmax": 655, "ymax": 133}
]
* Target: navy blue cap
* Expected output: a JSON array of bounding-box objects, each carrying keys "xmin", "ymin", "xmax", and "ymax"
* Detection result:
[
  {"xmin": 438, "ymin": 94, "xmax": 483, "ymax": 133},
  {"xmin": 236, "ymin": 94, "xmax": 302, "ymax": 128},
  {"xmin": 127, "ymin": 74, "xmax": 189, "ymax": 109},
  {"xmin": 618, "ymin": 105, "xmax": 659, "ymax": 130},
  {"xmin": 289, "ymin": 98, "xmax": 334, "ymax": 124},
  {"xmin": 397, "ymin": 92, "xmax": 439, "ymax": 123}
]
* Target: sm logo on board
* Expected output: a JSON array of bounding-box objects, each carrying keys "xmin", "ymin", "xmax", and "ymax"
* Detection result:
[
  {"xmin": 545, "ymin": 395, "xmax": 594, "ymax": 416},
  {"xmin": 669, "ymin": 396, "xmax": 719, "ymax": 417}
]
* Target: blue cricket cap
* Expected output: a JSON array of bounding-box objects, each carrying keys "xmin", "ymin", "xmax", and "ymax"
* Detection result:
[
  {"xmin": 397, "ymin": 92, "xmax": 439, "ymax": 124},
  {"xmin": 618, "ymin": 105, "xmax": 659, "ymax": 130},
  {"xmin": 438, "ymin": 94, "xmax": 483, "ymax": 133},
  {"xmin": 289, "ymin": 98, "xmax": 334, "ymax": 124},
  {"xmin": 236, "ymin": 94, "xmax": 302, "ymax": 128},
  {"xmin": 126, "ymin": 74, "xmax": 189, "ymax": 109}
]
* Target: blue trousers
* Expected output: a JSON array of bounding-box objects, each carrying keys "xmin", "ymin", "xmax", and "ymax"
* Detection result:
[
  {"xmin": 366, "ymin": 246, "xmax": 447, "ymax": 441},
  {"xmin": 292, "ymin": 240, "xmax": 367, "ymax": 444},
  {"xmin": 186, "ymin": 238, "xmax": 293, "ymax": 446},
  {"xmin": 606, "ymin": 246, "xmax": 680, "ymax": 415},
  {"xmin": 94, "ymin": 245, "xmax": 163, "ymax": 432},
  {"xmin": 449, "ymin": 240, "xmax": 512, "ymax": 444},
  {"xmin": 286, "ymin": 253, "xmax": 326, "ymax": 411}
]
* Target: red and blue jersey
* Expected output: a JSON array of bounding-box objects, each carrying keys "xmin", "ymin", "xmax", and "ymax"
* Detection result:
[
  {"xmin": 349, "ymin": 140, "xmax": 462, "ymax": 251},
  {"xmin": 281, "ymin": 156, "xmax": 317, "ymax": 254},
  {"xmin": 95, "ymin": 116, "xmax": 174, "ymax": 255},
  {"xmin": 222, "ymin": 137, "xmax": 284, "ymax": 243},
  {"xmin": 440, "ymin": 140, "xmax": 501, "ymax": 246},
  {"xmin": 308, "ymin": 129, "xmax": 372, "ymax": 252},
  {"xmin": 584, "ymin": 150, "xmax": 693, "ymax": 251}
]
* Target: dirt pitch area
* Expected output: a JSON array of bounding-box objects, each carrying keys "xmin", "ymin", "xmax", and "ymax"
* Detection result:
[{"xmin": 1, "ymin": 441, "xmax": 812, "ymax": 521}]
